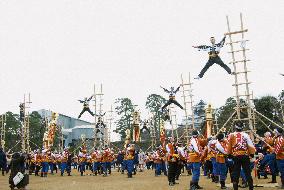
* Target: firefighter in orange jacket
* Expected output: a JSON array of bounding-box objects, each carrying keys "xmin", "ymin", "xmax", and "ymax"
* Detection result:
[
  {"xmin": 273, "ymin": 127, "xmax": 284, "ymax": 189},
  {"xmin": 263, "ymin": 131, "xmax": 277, "ymax": 183},
  {"xmin": 227, "ymin": 121, "xmax": 255, "ymax": 190},
  {"xmin": 166, "ymin": 137, "xmax": 179, "ymax": 186},
  {"xmin": 216, "ymin": 133, "xmax": 228, "ymax": 189},
  {"xmin": 188, "ymin": 130, "xmax": 204, "ymax": 190},
  {"xmin": 125, "ymin": 144, "xmax": 135, "ymax": 178}
]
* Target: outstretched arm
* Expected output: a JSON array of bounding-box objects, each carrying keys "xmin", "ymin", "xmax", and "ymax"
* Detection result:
[
  {"xmin": 160, "ymin": 86, "xmax": 170, "ymax": 93},
  {"xmin": 88, "ymin": 95, "xmax": 94, "ymax": 101},
  {"xmin": 78, "ymin": 100, "xmax": 84, "ymax": 103},
  {"xmin": 217, "ymin": 35, "xmax": 226, "ymax": 47},
  {"xmin": 174, "ymin": 85, "xmax": 181, "ymax": 93},
  {"xmin": 193, "ymin": 45, "xmax": 211, "ymax": 52}
]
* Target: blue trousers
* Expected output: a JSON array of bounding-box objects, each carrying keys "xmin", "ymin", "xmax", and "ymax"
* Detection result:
[
  {"xmin": 192, "ymin": 162, "xmax": 201, "ymax": 183},
  {"xmin": 122, "ymin": 160, "xmax": 127, "ymax": 171},
  {"xmin": 79, "ymin": 162, "xmax": 86, "ymax": 172},
  {"xmin": 49, "ymin": 162, "xmax": 54, "ymax": 173},
  {"xmin": 216, "ymin": 162, "xmax": 227, "ymax": 181},
  {"xmin": 102, "ymin": 162, "xmax": 107, "ymax": 174},
  {"xmin": 211, "ymin": 157, "xmax": 217, "ymax": 175},
  {"xmin": 276, "ymin": 159, "xmax": 284, "ymax": 179},
  {"xmin": 61, "ymin": 162, "xmax": 67, "ymax": 174},
  {"xmin": 126, "ymin": 160, "xmax": 134, "ymax": 174},
  {"xmin": 93, "ymin": 162, "xmax": 100, "ymax": 171},
  {"xmin": 161, "ymin": 162, "xmax": 167, "ymax": 175},
  {"xmin": 41, "ymin": 162, "xmax": 49, "ymax": 173},
  {"xmin": 263, "ymin": 153, "xmax": 278, "ymax": 174},
  {"xmin": 155, "ymin": 163, "xmax": 162, "ymax": 175}
]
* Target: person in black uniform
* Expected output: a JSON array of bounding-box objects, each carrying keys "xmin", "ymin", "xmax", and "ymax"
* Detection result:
[
  {"xmin": 9, "ymin": 153, "xmax": 29, "ymax": 190},
  {"xmin": 78, "ymin": 95, "xmax": 94, "ymax": 118},
  {"xmin": 161, "ymin": 86, "xmax": 183, "ymax": 110},
  {"xmin": 193, "ymin": 35, "xmax": 234, "ymax": 79}
]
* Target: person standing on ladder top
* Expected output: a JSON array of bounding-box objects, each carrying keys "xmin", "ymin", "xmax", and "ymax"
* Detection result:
[
  {"xmin": 193, "ymin": 35, "xmax": 234, "ymax": 79},
  {"xmin": 160, "ymin": 85, "xmax": 183, "ymax": 110},
  {"xmin": 227, "ymin": 121, "xmax": 255, "ymax": 190},
  {"xmin": 78, "ymin": 95, "xmax": 94, "ymax": 118}
]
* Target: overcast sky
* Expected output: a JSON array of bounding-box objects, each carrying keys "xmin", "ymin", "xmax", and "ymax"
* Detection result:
[{"xmin": 0, "ymin": 0, "xmax": 283, "ymax": 126}]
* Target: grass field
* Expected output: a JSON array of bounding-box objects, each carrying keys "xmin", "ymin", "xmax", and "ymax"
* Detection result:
[{"xmin": 0, "ymin": 169, "xmax": 280, "ymax": 190}]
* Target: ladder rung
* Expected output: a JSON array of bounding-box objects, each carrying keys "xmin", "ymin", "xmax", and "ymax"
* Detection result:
[
  {"xmin": 234, "ymin": 71, "xmax": 251, "ymax": 74},
  {"xmin": 181, "ymin": 83, "xmax": 193, "ymax": 86},
  {"xmin": 225, "ymin": 29, "xmax": 248, "ymax": 36},
  {"xmin": 232, "ymin": 82, "xmax": 251, "ymax": 86},
  {"xmin": 233, "ymin": 94, "xmax": 252, "ymax": 97},
  {"xmin": 226, "ymin": 40, "xmax": 249, "ymax": 45},
  {"xmin": 229, "ymin": 59, "xmax": 251, "ymax": 64},
  {"xmin": 233, "ymin": 118, "xmax": 250, "ymax": 121},
  {"xmin": 228, "ymin": 49, "xmax": 250, "ymax": 53}
]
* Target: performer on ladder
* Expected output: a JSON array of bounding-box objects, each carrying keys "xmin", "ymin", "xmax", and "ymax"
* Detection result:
[
  {"xmin": 193, "ymin": 35, "xmax": 234, "ymax": 79},
  {"xmin": 160, "ymin": 86, "xmax": 183, "ymax": 110},
  {"xmin": 227, "ymin": 121, "xmax": 255, "ymax": 190},
  {"xmin": 78, "ymin": 95, "xmax": 94, "ymax": 118}
]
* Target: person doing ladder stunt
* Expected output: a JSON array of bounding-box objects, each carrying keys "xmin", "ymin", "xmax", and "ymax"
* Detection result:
[
  {"xmin": 78, "ymin": 95, "xmax": 94, "ymax": 118},
  {"xmin": 160, "ymin": 85, "xmax": 183, "ymax": 110},
  {"xmin": 193, "ymin": 35, "xmax": 234, "ymax": 79}
]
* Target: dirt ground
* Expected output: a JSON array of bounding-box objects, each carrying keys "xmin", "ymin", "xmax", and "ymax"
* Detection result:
[{"xmin": 0, "ymin": 169, "xmax": 280, "ymax": 190}]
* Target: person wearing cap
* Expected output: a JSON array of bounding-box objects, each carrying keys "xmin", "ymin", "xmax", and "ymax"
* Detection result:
[
  {"xmin": 262, "ymin": 131, "xmax": 277, "ymax": 183},
  {"xmin": 91, "ymin": 148, "xmax": 101, "ymax": 176},
  {"xmin": 125, "ymin": 144, "xmax": 135, "ymax": 178},
  {"xmin": 153, "ymin": 147, "xmax": 163, "ymax": 176},
  {"xmin": 60, "ymin": 148, "xmax": 70, "ymax": 176},
  {"xmin": 255, "ymin": 153, "xmax": 268, "ymax": 179},
  {"xmin": 227, "ymin": 121, "xmax": 255, "ymax": 190},
  {"xmin": 40, "ymin": 149, "xmax": 49, "ymax": 177},
  {"xmin": 215, "ymin": 133, "xmax": 228, "ymax": 189},
  {"xmin": 166, "ymin": 137, "xmax": 179, "ymax": 186},
  {"xmin": 176, "ymin": 142, "xmax": 186, "ymax": 181},
  {"xmin": 78, "ymin": 148, "xmax": 87, "ymax": 176},
  {"xmin": 102, "ymin": 145, "xmax": 112, "ymax": 177},
  {"xmin": 207, "ymin": 136, "xmax": 219, "ymax": 183},
  {"xmin": 34, "ymin": 150, "xmax": 41, "ymax": 176},
  {"xmin": 188, "ymin": 130, "xmax": 204, "ymax": 189},
  {"xmin": 273, "ymin": 127, "xmax": 284, "ymax": 188}
]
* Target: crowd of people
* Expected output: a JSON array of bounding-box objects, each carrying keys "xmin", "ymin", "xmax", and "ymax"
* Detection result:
[{"xmin": 1, "ymin": 121, "xmax": 284, "ymax": 190}]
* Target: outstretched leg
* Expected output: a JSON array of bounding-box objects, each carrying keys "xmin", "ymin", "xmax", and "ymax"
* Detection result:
[
  {"xmin": 215, "ymin": 57, "xmax": 232, "ymax": 74},
  {"xmin": 86, "ymin": 108, "xmax": 95, "ymax": 116},
  {"xmin": 78, "ymin": 108, "xmax": 86, "ymax": 118},
  {"xmin": 198, "ymin": 60, "xmax": 214, "ymax": 78},
  {"xmin": 162, "ymin": 100, "xmax": 172, "ymax": 110},
  {"xmin": 172, "ymin": 100, "xmax": 183, "ymax": 110}
]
